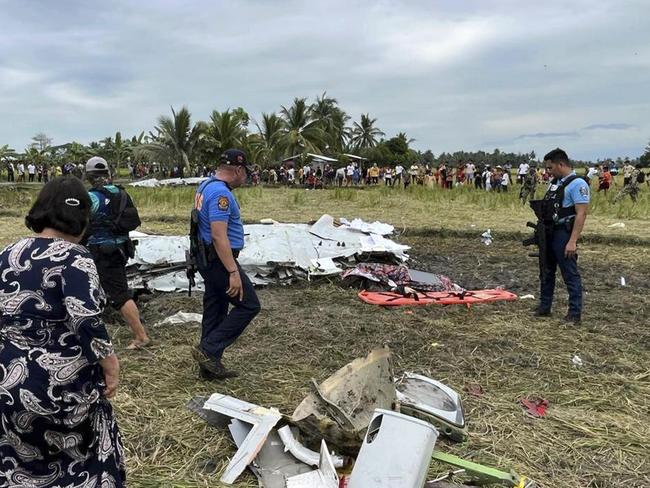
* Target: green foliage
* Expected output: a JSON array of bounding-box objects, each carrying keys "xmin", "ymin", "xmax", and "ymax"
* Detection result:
[{"xmin": 351, "ymin": 114, "xmax": 384, "ymax": 149}]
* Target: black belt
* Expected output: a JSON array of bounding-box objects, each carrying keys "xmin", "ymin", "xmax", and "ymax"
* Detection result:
[{"xmin": 203, "ymin": 242, "xmax": 240, "ymax": 261}]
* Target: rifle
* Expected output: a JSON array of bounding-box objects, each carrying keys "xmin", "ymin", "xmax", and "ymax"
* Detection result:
[
  {"xmin": 186, "ymin": 209, "xmax": 207, "ymax": 296},
  {"xmin": 522, "ymin": 200, "xmax": 552, "ymax": 278}
]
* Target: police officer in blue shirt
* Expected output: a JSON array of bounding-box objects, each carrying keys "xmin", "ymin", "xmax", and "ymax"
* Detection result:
[
  {"xmin": 192, "ymin": 149, "xmax": 260, "ymax": 379},
  {"xmin": 533, "ymin": 148, "xmax": 590, "ymax": 324}
]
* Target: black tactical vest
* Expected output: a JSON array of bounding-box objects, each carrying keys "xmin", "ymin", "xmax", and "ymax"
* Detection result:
[{"xmin": 537, "ymin": 174, "xmax": 580, "ymax": 223}]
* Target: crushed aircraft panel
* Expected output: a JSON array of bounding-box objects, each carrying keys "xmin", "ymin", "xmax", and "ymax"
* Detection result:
[{"xmin": 201, "ymin": 393, "xmax": 282, "ymax": 485}]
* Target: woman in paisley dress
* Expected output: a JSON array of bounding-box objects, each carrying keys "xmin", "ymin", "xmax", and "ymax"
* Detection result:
[{"xmin": 0, "ymin": 177, "xmax": 126, "ymax": 487}]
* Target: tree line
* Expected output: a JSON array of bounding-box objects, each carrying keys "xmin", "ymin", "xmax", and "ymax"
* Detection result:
[{"xmin": 1, "ymin": 93, "xmax": 648, "ymax": 173}]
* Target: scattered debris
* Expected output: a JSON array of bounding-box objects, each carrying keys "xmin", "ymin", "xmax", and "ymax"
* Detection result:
[
  {"xmin": 285, "ymin": 440, "xmax": 339, "ymax": 488},
  {"xmin": 396, "ymin": 373, "xmax": 467, "ymax": 442},
  {"xmin": 620, "ymin": 276, "xmax": 627, "ymax": 286},
  {"xmin": 292, "ymin": 348, "xmax": 395, "ymax": 454},
  {"xmin": 519, "ymin": 294, "xmax": 535, "ymax": 300},
  {"xmin": 431, "ymin": 451, "xmax": 536, "ymax": 487},
  {"xmin": 607, "ymin": 222, "xmax": 626, "ymax": 229},
  {"xmin": 189, "ymin": 348, "xmax": 537, "ymax": 487},
  {"xmin": 572, "ymin": 355, "xmax": 584, "ymax": 367},
  {"xmin": 201, "ymin": 393, "xmax": 282, "ymax": 484},
  {"xmin": 127, "ymin": 215, "xmax": 410, "ymax": 292},
  {"xmin": 342, "ymin": 263, "xmax": 460, "ymax": 293},
  {"xmin": 347, "ymin": 409, "xmax": 439, "ymax": 488},
  {"xmin": 154, "ymin": 311, "xmax": 202, "ymax": 327},
  {"xmin": 229, "ymin": 421, "xmax": 314, "ymax": 487},
  {"xmin": 277, "ymin": 425, "xmax": 346, "ymax": 468},
  {"xmin": 464, "ymin": 383, "xmax": 485, "ymax": 398},
  {"xmin": 481, "ymin": 229, "xmax": 493, "ymax": 246},
  {"xmin": 520, "ymin": 398, "xmax": 548, "ymax": 418}
]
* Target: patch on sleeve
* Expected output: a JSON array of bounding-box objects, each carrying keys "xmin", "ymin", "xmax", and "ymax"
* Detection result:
[
  {"xmin": 217, "ymin": 196, "xmax": 230, "ymax": 211},
  {"xmin": 579, "ymin": 186, "xmax": 589, "ymax": 197}
]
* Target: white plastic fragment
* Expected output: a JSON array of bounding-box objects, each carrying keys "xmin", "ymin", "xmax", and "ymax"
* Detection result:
[
  {"xmin": 481, "ymin": 229, "xmax": 493, "ymax": 246},
  {"xmin": 286, "ymin": 440, "xmax": 339, "ymax": 488},
  {"xmin": 277, "ymin": 425, "xmax": 345, "ymax": 468},
  {"xmin": 620, "ymin": 277, "xmax": 627, "ymax": 286},
  {"xmin": 154, "ymin": 311, "xmax": 203, "ymax": 326},
  {"xmin": 572, "ymin": 355, "xmax": 583, "ymax": 367},
  {"xmin": 519, "ymin": 294, "xmax": 535, "ymax": 300},
  {"xmin": 201, "ymin": 393, "xmax": 282, "ymax": 485},
  {"xmin": 608, "ymin": 222, "xmax": 626, "ymax": 229}
]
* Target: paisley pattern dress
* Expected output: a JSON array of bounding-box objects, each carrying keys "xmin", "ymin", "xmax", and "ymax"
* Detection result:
[{"xmin": 0, "ymin": 237, "xmax": 126, "ymax": 487}]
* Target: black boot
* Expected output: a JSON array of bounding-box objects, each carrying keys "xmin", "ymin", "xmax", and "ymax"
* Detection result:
[
  {"xmin": 532, "ymin": 306, "xmax": 551, "ymax": 317},
  {"xmin": 563, "ymin": 313, "xmax": 581, "ymax": 325},
  {"xmin": 192, "ymin": 346, "xmax": 238, "ymax": 380}
]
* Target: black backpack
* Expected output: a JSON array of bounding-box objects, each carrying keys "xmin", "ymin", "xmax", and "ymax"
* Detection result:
[
  {"xmin": 637, "ymin": 171, "xmax": 646, "ymax": 184},
  {"xmin": 94, "ymin": 186, "xmax": 141, "ymax": 234}
]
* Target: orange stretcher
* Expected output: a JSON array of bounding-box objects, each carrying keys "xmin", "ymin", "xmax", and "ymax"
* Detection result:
[{"xmin": 358, "ymin": 289, "xmax": 518, "ymax": 307}]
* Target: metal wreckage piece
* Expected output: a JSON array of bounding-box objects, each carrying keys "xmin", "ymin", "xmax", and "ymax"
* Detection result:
[
  {"xmin": 189, "ymin": 348, "xmax": 536, "ymax": 487},
  {"xmin": 395, "ymin": 372, "xmax": 468, "ymax": 442}
]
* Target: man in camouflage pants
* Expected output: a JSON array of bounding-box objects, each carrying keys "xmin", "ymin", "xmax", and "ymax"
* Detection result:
[
  {"xmin": 613, "ymin": 166, "xmax": 641, "ymax": 203},
  {"xmin": 519, "ymin": 167, "xmax": 538, "ymax": 204}
]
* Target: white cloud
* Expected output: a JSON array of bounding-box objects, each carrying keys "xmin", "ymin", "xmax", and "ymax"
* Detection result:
[{"xmin": 0, "ymin": 0, "xmax": 649, "ymax": 159}]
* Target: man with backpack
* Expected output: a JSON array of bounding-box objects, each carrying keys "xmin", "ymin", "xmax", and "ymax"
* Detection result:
[{"xmin": 85, "ymin": 156, "xmax": 150, "ymax": 349}]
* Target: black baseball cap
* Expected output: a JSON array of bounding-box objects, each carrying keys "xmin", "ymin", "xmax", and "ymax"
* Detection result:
[{"xmin": 220, "ymin": 149, "xmax": 254, "ymax": 172}]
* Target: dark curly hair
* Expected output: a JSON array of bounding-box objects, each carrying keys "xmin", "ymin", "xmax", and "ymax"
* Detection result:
[{"xmin": 25, "ymin": 176, "xmax": 91, "ymax": 237}]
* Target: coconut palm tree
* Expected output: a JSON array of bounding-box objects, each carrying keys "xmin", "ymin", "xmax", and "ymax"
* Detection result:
[
  {"xmin": 253, "ymin": 112, "xmax": 284, "ymax": 165},
  {"xmin": 148, "ymin": 106, "xmax": 204, "ymax": 173},
  {"xmin": 205, "ymin": 109, "xmax": 248, "ymax": 157},
  {"xmin": 351, "ymin": 114, "xmax": 384, "ymax": 149},
  {"xmin": 279, "ymin": 97, "xmax": 326, "ymax": 156},
  {"xmin": 311, "ymin": 92, "xmax": 350, "ymax": 153}
]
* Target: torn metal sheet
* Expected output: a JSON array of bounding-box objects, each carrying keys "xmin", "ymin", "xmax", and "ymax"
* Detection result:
[
  {"xmin": 285, "ymin": 440, "xmax": 339, "ymax": 488},
  {"xmin": 126, "ymin": 216, "xmax": 409, "ymax": 292},
  {"xmin": 277, "ymin": 425, "xmax": 345, "ymax": 468},
  {"xmin": 229, "ymin": 421, "xmax": 313, "ymax": 488},
  {"xmin": 338, "ymin": 217, "xmax": 394, "ymax": 236},
  {"xmin": 292, "ymin": 348, "xmax": 396, "ymax": 454},
  {"xmin": 396, "ymin": 373, "xmax": 467, "ymax": 442},
  {"xmin": 348, "ymin": 409, "xmax": 438, "ymax": 488},
  {"xmin": 202, "ymin": 393, "xmax": 282, "ymax": 485}
]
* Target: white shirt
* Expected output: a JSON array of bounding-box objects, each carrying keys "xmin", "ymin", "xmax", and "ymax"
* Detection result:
[
  {"xmin": 587, "ymin": 167, "xmax": 598, "ymax": 179},
  {"xmin": 18, "ymin": 163, "xmax": 25, "ymax": 174},
  {"xmin": 395, "ymin": 165, "xmax": 404, "ymax": 175},
  {"xmin": 288, "ymin": 168, "xmax": 295, "ymax": 180},
  {"xmin": 27, "ymin": 164, "xmax": 36, "ymax": 174},
  {"xmin": 336, "ymin": 167, "xmax": 346, "ymax": 178},
  {"xmin": 518, "ymin": 163, "xmax": 529, "ymax": 175},
  {"xmin": 346, "ymin": 164, "xmax": 355, "ymax": 176},
  {"xmin": 501, "ymin": 173, "xmax": 510, "ymax": 186},
  {"xmin": 466, "ymin": 164, "xmax": 475, "ymax": 175},
  {"xmin": 409, "ymin": 165, "xmax": 419, "ymax": 175}
]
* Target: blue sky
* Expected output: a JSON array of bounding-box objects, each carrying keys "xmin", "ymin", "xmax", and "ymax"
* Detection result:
[{"xmin": 1, "ymin": 0, "xmax": 649, "ymax": 160}]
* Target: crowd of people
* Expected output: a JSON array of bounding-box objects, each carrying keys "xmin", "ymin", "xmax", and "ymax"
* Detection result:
[{"xmin": 5, "ymin": 157, "xmax": 648, "ymax": 205}]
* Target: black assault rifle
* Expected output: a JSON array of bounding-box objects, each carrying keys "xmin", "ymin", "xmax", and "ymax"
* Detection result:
[
  {"xmin": 522, "ymin": 200, "xmax": 552, "ymax": 278},
  {"xmin": 186, "ymin": 209, "xmax": 208, "ymax": 296}
]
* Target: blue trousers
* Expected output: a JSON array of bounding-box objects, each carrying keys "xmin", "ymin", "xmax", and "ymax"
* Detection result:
[
  {"xmin": 539, "ymin": 227, "xmax": 583, "ymax": 315},
  {"xmin": 198, "ymin": 258, "xmax": 260, "ymax": 361}
]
